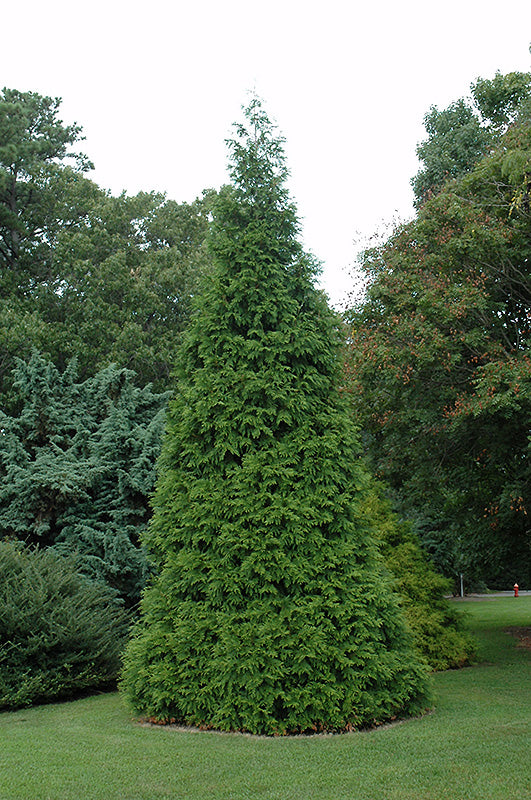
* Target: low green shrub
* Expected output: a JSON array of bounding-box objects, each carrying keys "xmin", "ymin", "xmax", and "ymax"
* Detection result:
[
  {"xmin": 363, "ymin": 484, "xmax": 477, "ymax": 670},
  {"xmin": 0, "ymin": 541, "xmax": 130, "ymax": 709}
]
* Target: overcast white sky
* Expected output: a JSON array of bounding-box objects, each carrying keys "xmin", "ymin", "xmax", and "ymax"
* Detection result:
[{"xmin": 3, "ymin": 1, "xmax": 531, "ymax": 307}]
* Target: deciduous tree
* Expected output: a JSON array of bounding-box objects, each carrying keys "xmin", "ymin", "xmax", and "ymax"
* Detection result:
[
  {"xmin": 346, "ymin": 106, "xmax": 531, "ymax": 587},
  {"xmin": 411, "ymin": 70, "xmax": 531, "ymax": 206},
  {"xmin": 0, "ymin": 87, "xmax": 91, "ymax": 284},
  {"xmin": 0, "ymin": 89, "xmax": 214, "ymax": 408}
]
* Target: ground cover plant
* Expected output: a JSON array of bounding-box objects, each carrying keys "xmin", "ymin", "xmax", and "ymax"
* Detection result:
[{"xmin": 0, "ymin": 597, "xmax": 529, "ymax": 800}]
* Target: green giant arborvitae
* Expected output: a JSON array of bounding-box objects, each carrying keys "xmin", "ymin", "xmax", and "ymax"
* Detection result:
[{"xmin": 121, "ymin": 99, "xmax": 429, "ymax": 734}]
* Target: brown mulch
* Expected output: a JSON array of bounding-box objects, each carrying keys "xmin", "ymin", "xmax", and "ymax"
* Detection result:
[{"xmin": 505, "ymin": 627, "xmax": 531, "ymax": 650}]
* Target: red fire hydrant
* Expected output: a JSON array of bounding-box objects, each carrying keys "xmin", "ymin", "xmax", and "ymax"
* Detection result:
[{"xmin": 513, "ymin": 583, "xmax": 519, "ymax": 597}]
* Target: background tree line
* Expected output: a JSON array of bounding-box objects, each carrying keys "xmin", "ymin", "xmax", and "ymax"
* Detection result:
[
  {"xmin": 345, "ymin": 69, "xmax": 531, "ymax": 590},
  {"xmin": 3, "ymin": 66, "xmax": 528, "ymax": 711},
  {"xmin": 0, "ymin": 87, "xmax": 216, "ymax": 707},
  {"xmin": 0, "ymin": 87, "xmax": 215, "ymax": 410}
]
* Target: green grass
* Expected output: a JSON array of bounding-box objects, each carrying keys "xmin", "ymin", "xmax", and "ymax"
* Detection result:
[{"xmin": 1, "ymin": 597, "xmax": 529, "ymax": 800}]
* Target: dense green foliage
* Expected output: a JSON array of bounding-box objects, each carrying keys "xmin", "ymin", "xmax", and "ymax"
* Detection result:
[
  {"xmin": 362, "ymin": 484, "xmax": 476, "ymax": 670},
  {"xmin": 411, "ymin": 98, "xmax": 492, "ymax": 207},
  {"xmin": 346, "ymin": 89, "xmax": 531, "ymax": 588},
  {"xmin": 0, "ymin": 541, "xmax": 130, "ymax": 709},
  {"xmin": 1, "ymin": 78, "xmax": 510, "ymax": 736},
  {"xmin": 411, "ymin": 71, "xmax": 531, "ymax": 206},
  {"xmin": 0, "ymin": 87, "xmax": 213, "ymax": 607},
  {"xmin": 0, "ymin": 88, "xmax": 213, "ymax": 409},
  {"xmin": 35, "ymin": 187, "xmax": 215, "ymax": 392},
  {"xmin": 121, "ymin": 99, "xmax": 430, "ymax": 734},
  {"xmin": 0, "ymin": 87, "xmax": 92, "ymax": 276},
  {"xmin": 0, "ymin": 353, "xmax": 170, "ymax": 604}
]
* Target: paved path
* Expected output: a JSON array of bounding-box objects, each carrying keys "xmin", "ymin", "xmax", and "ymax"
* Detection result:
[{"xmin": 451, "ymin": 590, "xmax": 531, "ymax": 601}]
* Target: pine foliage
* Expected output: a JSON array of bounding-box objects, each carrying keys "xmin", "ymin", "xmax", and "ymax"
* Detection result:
[{"xmin": 121, "ymin": 99, "xmax": 430, "ymax": 734}]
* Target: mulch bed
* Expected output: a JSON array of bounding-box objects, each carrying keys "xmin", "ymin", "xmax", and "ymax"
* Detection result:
[{"xmin": 505, "ymin": 627, "xmax": 531, "ymax": 650}]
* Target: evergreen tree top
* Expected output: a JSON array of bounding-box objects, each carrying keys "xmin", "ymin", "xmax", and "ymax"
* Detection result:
[
  {"xmin": 227, "ymin": 96, "xmax": 291, "ymax": 204},
  {"xmin": 210, "ymin": 97, "xmax": 320, "ymax": 288}
]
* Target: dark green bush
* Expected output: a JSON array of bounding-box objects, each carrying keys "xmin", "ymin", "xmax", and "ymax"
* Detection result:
[{"xmin": 0, "ymin": 541, "xmax": 130, "ymax": 709}]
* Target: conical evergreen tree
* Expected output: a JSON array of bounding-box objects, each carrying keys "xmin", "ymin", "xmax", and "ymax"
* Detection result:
[{"xmin": 121, "ymin": 99, "xmax": 430, "ymax": 734}]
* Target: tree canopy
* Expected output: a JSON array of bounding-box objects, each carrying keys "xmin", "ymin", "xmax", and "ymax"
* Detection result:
[
  {"xmin": 346, "ymin": 88, "xmax": 531, "ymax": 588},
  {"xmin": 411, "ymin": 71, "xmax": 531, "ymax": 206},
  {"xmin": 0, "ymin": 88, "xmax": 214, "ymax": 409}
]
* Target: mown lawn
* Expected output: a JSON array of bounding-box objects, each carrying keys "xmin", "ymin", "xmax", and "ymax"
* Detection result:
[{"xmin": 1, "ymin": 597, "xmax": 529, "ymax": 800}]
